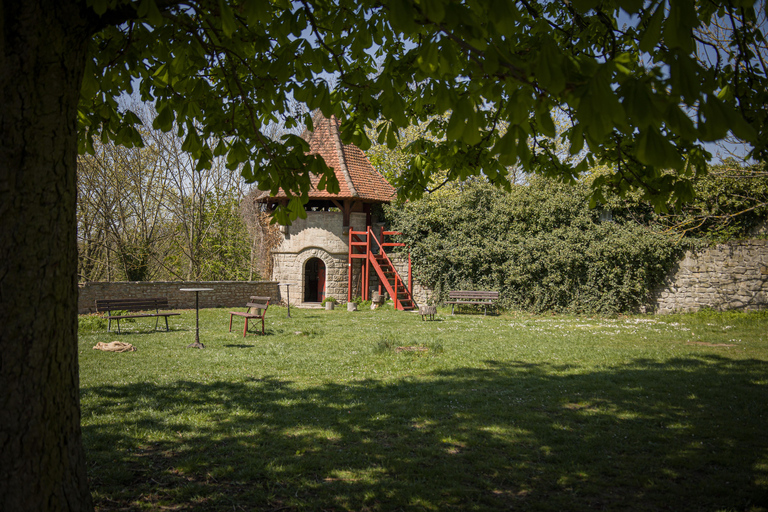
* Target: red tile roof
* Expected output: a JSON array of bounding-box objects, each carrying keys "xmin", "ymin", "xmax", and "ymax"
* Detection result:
[{"xmin": 260, "ymin": 112, "xmax": 395, "ymax": 203}]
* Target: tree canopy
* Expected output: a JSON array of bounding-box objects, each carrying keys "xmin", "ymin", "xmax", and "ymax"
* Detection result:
[{"xmin": 82, "ymin": 0, "xmax": 767, "ymax": 220}]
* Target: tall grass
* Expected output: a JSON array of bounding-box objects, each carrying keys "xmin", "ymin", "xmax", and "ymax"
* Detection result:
[{"xmin": 79, "ymin": 307, "xmax": 768, "ymax": 511}]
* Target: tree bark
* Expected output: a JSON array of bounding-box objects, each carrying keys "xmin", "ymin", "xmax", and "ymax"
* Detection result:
[{"xmin": 1, "ymin": 2, "xmax": 94, "ymax": 510}]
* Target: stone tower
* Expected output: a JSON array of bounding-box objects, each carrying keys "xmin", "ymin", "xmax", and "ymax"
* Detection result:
[{"xmin": 258, "ymin": 113, "xmax": 397, "ymax": 306}]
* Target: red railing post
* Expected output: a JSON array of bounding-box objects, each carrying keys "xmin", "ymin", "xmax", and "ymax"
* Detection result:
[
  {"xmin": 364, "ymin": 227, "xmax": 371, "ymax": 301},
  {"xmin": 408, "ymin": 250, "xmax": 412, "ymax": 298},
  {"xmin": 347, "ymin": 229, "xmax": 352, "ymax": 302}
]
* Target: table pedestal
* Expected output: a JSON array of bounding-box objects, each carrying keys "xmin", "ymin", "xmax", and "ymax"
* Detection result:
[{"xmin": 180, "ymin": 288, "xmax": 213, "ymax": 349}]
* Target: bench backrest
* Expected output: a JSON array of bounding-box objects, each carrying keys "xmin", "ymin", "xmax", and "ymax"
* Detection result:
[
  {"xmin": 448, "ymin": 290, "xmax": 499, "ymax": 300},
  {"xmin": 246, "ymin": 296, "xmax": 270, "ymax": 316},
  {"xmin": 95, "ymin": 298, "xmax": 170, "ymax": 313}
]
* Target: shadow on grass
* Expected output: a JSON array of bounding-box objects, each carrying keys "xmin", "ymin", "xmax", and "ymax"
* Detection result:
[
  {"xmin": 107, "ymin": 327, "xmax": 187, "ymax": 336},
  {"xmin": 82, "ymin": 356, "xmax": 768, "ymax": 511}
]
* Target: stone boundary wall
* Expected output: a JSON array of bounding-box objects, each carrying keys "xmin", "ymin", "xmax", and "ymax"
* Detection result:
[
  {"xmin": 651, "ymin": 241, "xmax": 768, "ymax": 314},
  {"xmin": 391, "ymin": 241, "xmax": 768, "ymax": 315},
  {"xmin": 390, "ymin": 254, "xmax": 431, "ymax": 306},
  {"xmin": 78, "ymin": 281, "xmax": 280, "ymax": 314}
]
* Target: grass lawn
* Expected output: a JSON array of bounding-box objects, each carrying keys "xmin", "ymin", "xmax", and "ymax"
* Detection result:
[{"xmin": 78, "ymin": 305, "xmax": 768, "ymax": 511}]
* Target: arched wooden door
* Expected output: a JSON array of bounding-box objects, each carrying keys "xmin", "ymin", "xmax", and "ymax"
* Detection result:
[
  {"xmin": 317, "ymin": 264, "xmax": 325, "ymax": 301},
  {"xmin": 304, "ymin": 258, "xmax": 326, "ymax": 302}
]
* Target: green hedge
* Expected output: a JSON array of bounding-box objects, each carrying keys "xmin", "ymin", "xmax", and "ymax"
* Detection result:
[{"xmin": 386, "ymin": 179, "xmax": 684, "ymax": 313}]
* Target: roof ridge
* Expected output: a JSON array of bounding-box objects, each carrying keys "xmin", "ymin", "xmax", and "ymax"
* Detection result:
[
  {"xmin": 259, "ymin": 112, "xmax": 395, "ymax": 203},
  {"xmin": 330, "ymin": 116, "xmax": 358, "ymax": 198}
]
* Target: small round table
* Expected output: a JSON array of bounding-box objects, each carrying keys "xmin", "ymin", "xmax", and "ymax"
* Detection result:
[{"xmin": 180, "ymin": 288, "xmax": 213, "ymax": 349}]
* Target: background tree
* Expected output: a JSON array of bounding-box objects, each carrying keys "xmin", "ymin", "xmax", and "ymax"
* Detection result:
[
  {"xmin": 144, "ymin": 123, "xmax": 250, "ymax": 280},
  {"xmin": 77, "ymin": 135, "xmax": 173, "ymax": 281},
  {"xmin": 590, "ymin": 160, "xmax": 768, "ymax": 243},
  {"xmin": 76, "ymin": 102, "xmax": 258, "ymax": 282},
  {"xmin": 165, "ymin": 186, "xmax": 254, "ymax": 280},
  {"xmin": 2, "ymin": 1, "xmax": 767, "ymax": 510},
  {"xmin": 693, "ymin": 2, "xmax": 768, "ymax": 162},
  {"xmin": 241, "ymin": 188, "xmax": 283, "ymax": 281}
]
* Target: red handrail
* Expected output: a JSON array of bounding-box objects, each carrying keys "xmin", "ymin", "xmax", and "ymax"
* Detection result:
[{"xmin": 348, "ymin": 227, "xmax": 413, "ymax": 309}]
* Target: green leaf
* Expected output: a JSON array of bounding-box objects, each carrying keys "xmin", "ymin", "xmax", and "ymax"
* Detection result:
[
  {"xmin": 622, "ymin": 80, "xmax": 655, "ymax": 129},
  {"xmin": 636, "ymin": 128, "xmax": 683, "ymax": 169},
  {"xmin": 386, "ymin": 123, "xmax": 399, "ymax": 150},
  {"xmin": 495, "ymin": 129, "xmax": 518, "ymax": 166},
  {"xmin": 288, "ymin": 195, "xmax": 309, "ymax": 220},
  {"xmin": 700, "ymin": 98, "xmax": 731, "ymax": 141},
  {"xmin": 137, "ymin": 0, "xmax": 150, "ymax": 18},
  {"xmin": 446, "ymin": 99, "xmax": 471, "ymax": 141},
  {"xmin": 725, "ymin": 106, "xmax": 757, "ymax": 142},
  {"xmin": 244, "ymin": 0, "xmax": 268, "ymax": 24},
  {"xmin": 80, "ymin": 61, "xmax": 101, "ymax": 99},
  {"xmin": 99, "ymin": 102, "xmax": 112, "ymax": 120},
  {"xmin": 227, "ymin": 140, "xmax": 249, "ymax": 167},
  {"xmin": 664, "ymin": 104, "xmax": 697, "ymax": 140},
  {"xmin": 534, "ymin": 40, "xmax": 565, "ymax": 94},
  {"xmin": 669, "ymin": 53, "xmax": 701, "ymax": 105},
  {"xmin": 663, "ymin": 0, "xmax": 696, "ymax": 52},
  {"xmin": 463, "ymin": 110, "xmax": 482, "ymax": 145},
  {"xmin": 241, "ymin": 161, "xmax": 254, "ymax": 181},
  {"xmin": 577, "ymin": 71, "xmax": 624, "ymax": 141},
  {"xmin": 213, "ymin": 139, "xmax": 227, "ymax": 157},
  {"xmin": 568, "ymin": 124, "xmax": 585, "ymax": 156},
  {"xmin": 639, "ymin": 6, "xmax": 664, "ymax": 52},
  {"xmin": 153, "ymin": 104, "xmax": 174, "ymax": 132},
  {"xmin": 571, "ymin": 0, "xmax": 599, "ymax": 12},
  {"xmin": 615, "ymin": 0, "xmax": 644, "ymax": 14},
  {"xmin": 388, "ymin": 0, "xmax": 418, "ymax": 33},
  {"xmin": 181, "ymin": 129, "xmax": 202, "ymax": 158},
  {"xmin": 145, "ymin": 0, "xmax": 163, "ymax": 25},
  {"xmin": 91, "ymin": 0, "xmax": 108, "ymax": 16},
  {"xmin": 219, "ymin": 0, "xmax": 237, "ymax": 37},
  {"xmin": 416, "ymin": 41, "xmax": 440, "ymax": 74},
  {"xmin": 536, "ymin": 109, "xmax": 556, "ymax": 138},
  {"xmin": 420, "ymin": 0, "xmax": 445, "ymax": 23}
]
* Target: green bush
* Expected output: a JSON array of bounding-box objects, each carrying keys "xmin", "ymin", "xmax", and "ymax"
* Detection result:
[
  {"xmin": 386, "ymin": 178, "xmax": 684, "ymax": 314},
  {"xmin": 78, "ymin": 314, "xmax": 107, "ymax": 333},
  {"xmin": 592, "ymin": 161, "xmax": 768, "ymax": 244},
  {"xmin": 351, "ymin": 296, "xmax": 373, "ymax": 309}
]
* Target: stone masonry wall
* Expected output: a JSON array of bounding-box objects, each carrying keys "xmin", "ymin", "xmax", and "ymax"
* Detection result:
[
  {"xmin": 278, "ymin": 211, "xmax": 367, "ymax": 253},
  {"xmin": 651, "ymin": 240, "xmax": 768, "ymax": 314},
  {"xmin": 390, "ymin": 253, "xmax": 430, "ymax": 306},
  {"xmin": 270, "ymin": 210, "xmax": 368, "ymax": 305},
  {"xmin": 78, "ymin": 281, "xmax": 279, "ymax": 314},
  {"xmin": 272, "ymin": 249, "xmax": 354, "ymax": 305}
]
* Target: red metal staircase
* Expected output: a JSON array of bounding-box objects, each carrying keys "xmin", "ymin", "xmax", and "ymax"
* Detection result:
[{"xmin": 348, "ymin": 226, "xmax": 416, "ymax": 311}]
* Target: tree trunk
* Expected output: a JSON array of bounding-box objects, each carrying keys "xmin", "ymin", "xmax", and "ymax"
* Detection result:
[{"xmin": 0, "ymin": 2, "xmax": 94, "ymax": 510}]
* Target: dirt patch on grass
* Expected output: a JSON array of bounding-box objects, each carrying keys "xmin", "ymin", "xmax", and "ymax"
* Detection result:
[{"xmin": 687, "ymin": 341, "xmax": 735, "ymax": 347}]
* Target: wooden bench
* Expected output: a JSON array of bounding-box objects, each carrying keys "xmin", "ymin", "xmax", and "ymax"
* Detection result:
[
  {"xmin": 445, "ymin": 290, "xmax": 499, "ymax": 315},
  {"xmin": 229, "ymin": 296, "xmax": 270, "ymax": 336},
  {"xmin": 95, "ymin": 298, "xmax": 180, "ymax": 333}
]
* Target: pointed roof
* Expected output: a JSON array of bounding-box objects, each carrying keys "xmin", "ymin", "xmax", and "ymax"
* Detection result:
[{"xmin": 261, "ymin": 112, "xmax": 396, "ymax": 203}]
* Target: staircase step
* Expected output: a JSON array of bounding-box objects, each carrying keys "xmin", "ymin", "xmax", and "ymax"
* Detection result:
[{"xmin": 366, "ymin": 244, "xmax": 415, "ymax": 312}]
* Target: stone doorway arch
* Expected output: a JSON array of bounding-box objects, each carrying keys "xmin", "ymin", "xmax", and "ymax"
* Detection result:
[{"xmin": 303, "ymin": 257, "xmax": 326, "ymax": 303}]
